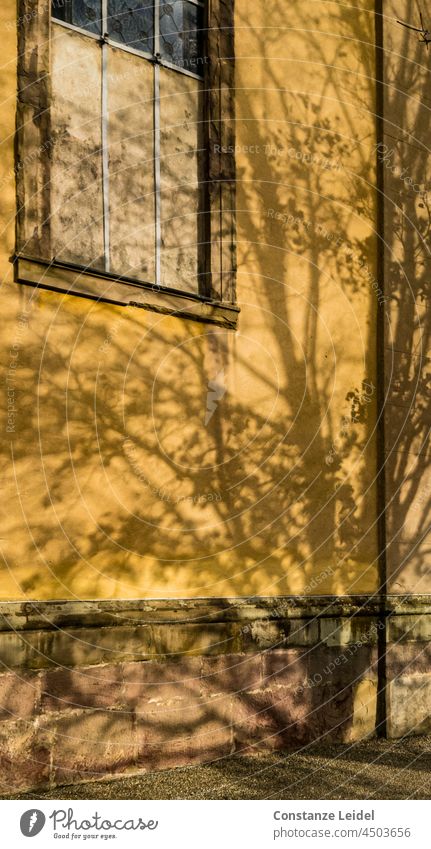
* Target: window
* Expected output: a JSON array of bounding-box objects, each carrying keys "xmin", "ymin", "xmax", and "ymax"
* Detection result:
[{"xmin": 15, "ymin": 0, "xmax": 238, "ymax": 327}]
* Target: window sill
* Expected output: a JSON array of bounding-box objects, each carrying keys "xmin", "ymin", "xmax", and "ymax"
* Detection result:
[{"xmin": 14, "ymin": 256, "xmax": 240, "ymax": 329}]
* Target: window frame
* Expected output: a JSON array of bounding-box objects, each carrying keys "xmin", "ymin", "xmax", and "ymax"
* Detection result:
[{"xmin": 14, "ymin": 0, "xmax": 238, "ymax": 328}]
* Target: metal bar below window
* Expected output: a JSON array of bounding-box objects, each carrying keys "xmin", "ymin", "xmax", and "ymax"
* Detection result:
[
  {"xmin": 103, "ymin": 37, "xmax": 153, "ymax": 62},
  {"xmin": 158, "ymin": 55, "xmax": 204, "ymax": 81},
  {"xmin": 51, "ymin": 18, "xmax": 101, "ymax": 41}
]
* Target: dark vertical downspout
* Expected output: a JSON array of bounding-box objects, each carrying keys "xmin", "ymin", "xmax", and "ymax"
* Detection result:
[{"xmin": 375, "ymin": 0, "xmax": 388, "ymax": 738}]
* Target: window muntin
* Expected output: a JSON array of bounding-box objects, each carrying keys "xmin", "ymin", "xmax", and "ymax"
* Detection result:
[{"xmin": 50, "ymin": 0, "xmax": 206, "ymax": 295}]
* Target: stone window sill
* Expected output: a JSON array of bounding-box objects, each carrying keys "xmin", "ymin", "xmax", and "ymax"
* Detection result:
[{"xmin": 15, "ymin": 256, "xmax": 240, "ymax": 329}]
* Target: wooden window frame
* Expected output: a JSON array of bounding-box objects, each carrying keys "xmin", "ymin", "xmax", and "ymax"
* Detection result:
[{"xmin": 14, "ymin": 0, "xmax": 238, "ymax": 328}]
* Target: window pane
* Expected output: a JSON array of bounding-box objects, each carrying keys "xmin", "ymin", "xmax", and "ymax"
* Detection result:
[
  {"xmin": 50, "ymin": 27, "xmax": 105, "ymax": 267},
  {"xmin": 51, "ymin": 0, "xmax": 101, "ymax": 35},
  {"xmin": 108, "ymin": 0, "xmax": 154, "ymax": 53},
  {"xmin": 108, "ymin": 47, "xmax": 156, "ymax": 282},
  {"xmin": 160, "ymin": 1, "xmax": 203, "ymax": 73},
  {"xmin": 159, "ymin": 66, "xmax": 203, "ymax": 293}
]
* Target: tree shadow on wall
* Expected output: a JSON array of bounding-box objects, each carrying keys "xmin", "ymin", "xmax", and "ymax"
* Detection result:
[
  {"xmin": 380, "ymin": 2, "xmax": 431, "ymax": 595},
  {"xmin": 4, "ymin": 0, "xmax": 385, "ymax": 602}
]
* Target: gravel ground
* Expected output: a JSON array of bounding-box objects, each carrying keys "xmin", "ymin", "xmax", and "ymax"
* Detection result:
[{"xmin": 14, "ymin": 735, "xmax": 431, "ymax": 800}]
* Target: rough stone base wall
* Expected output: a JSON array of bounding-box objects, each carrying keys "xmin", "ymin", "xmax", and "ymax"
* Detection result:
[
  {"xmin": 0, "ymin": 597, "xmax": 428, "ymax": 795},
  {"xmin": 386, "ymin": 611, "xmax": 431, "ymax": 738}
]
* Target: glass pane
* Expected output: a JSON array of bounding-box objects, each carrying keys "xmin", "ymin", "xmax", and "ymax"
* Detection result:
[
  {"xmin": 108, "ymin": 48, "xmax": 156, "ymax": 282},
  {"xmin": 108, "ymin": 0, "xmax": 154, "ymax": 53},
  {"xmin": 159, "ymin": 66, "xmax": 203, "ymax": 293},
  {"xmin": 51, "ymin": 0, "xmax": 101, "ymax": 35},
  {"xmin": 50, "ymin": 27, "xmax": 104, "ymax": 267},
  {"xmin": 159, "ymin": 1, "xmax": 203, "ymax": 73}
]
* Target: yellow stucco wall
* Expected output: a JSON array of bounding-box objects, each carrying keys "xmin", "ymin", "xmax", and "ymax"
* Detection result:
[{"xmin": 0, "ymin": 0, "xmax": 379, "ymax": 600}]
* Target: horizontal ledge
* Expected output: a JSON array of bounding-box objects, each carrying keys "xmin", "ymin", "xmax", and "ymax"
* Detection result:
[
  {"xmin": 14, "ymin": 256, "xmax": 239, "ymax": 329},
  {"xmin": 0, "ymin": 595, "xmax": 430, "ymax": 632}
]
